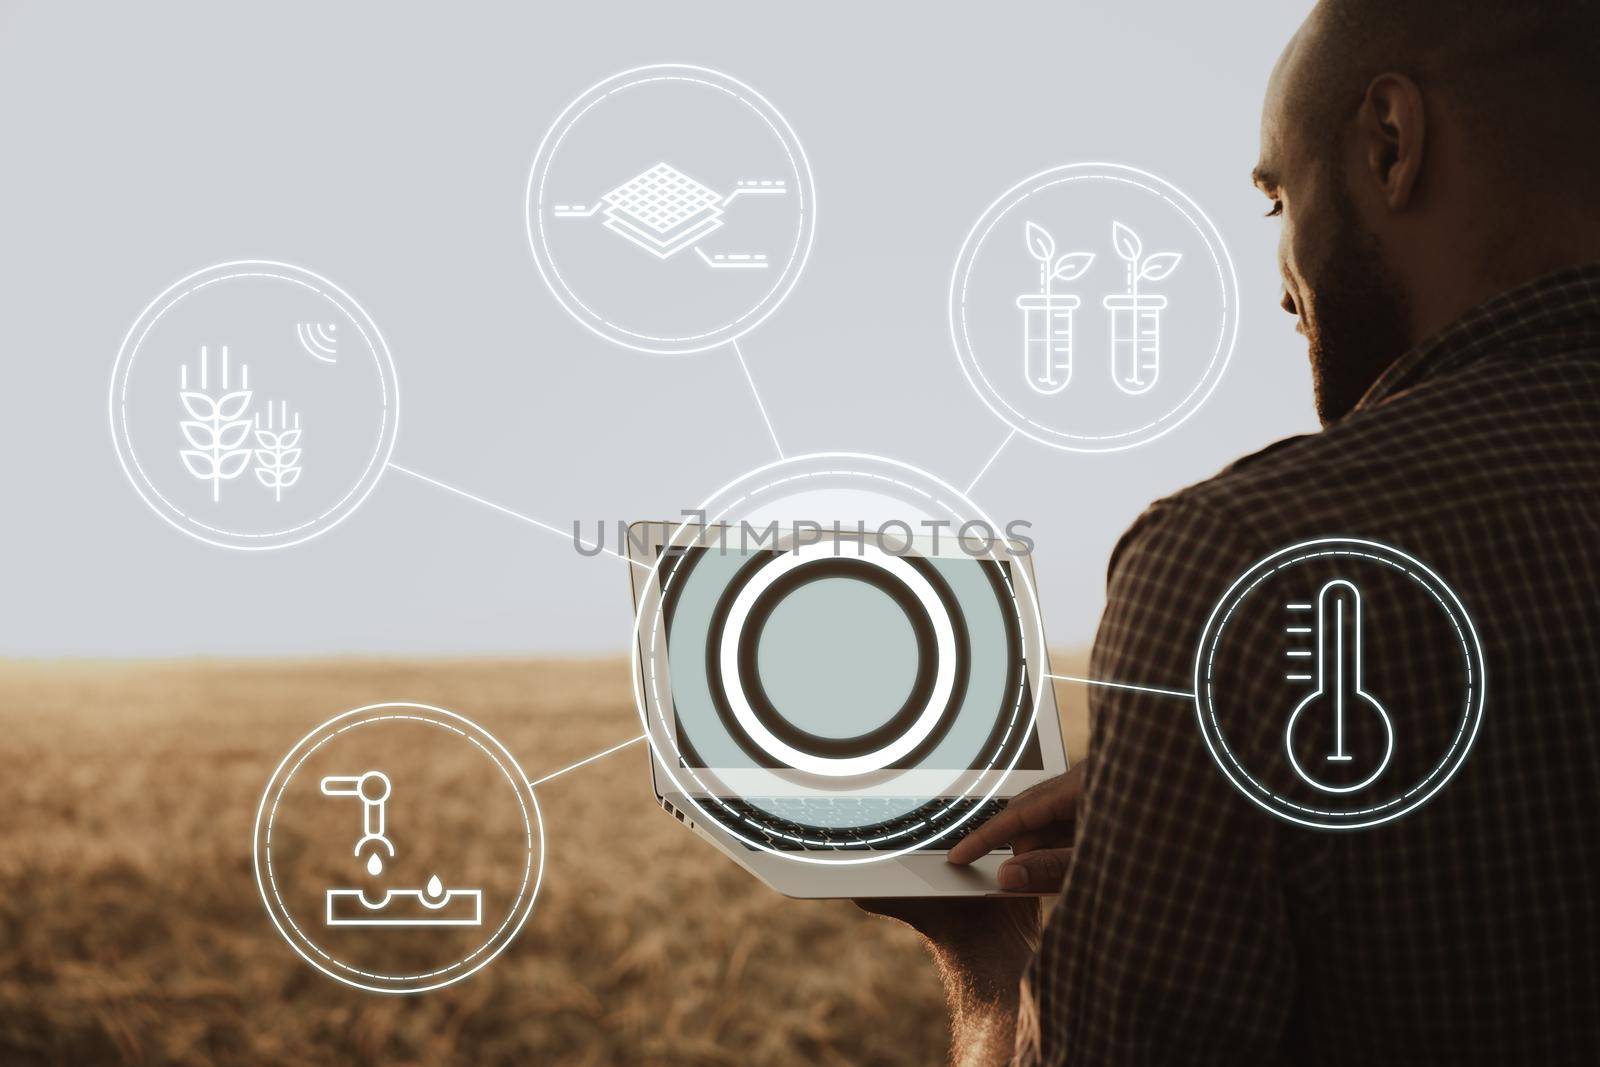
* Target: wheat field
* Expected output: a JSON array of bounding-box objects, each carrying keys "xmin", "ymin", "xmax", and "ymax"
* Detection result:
[{"xmin": 0, "ymin": 657, "xmax": 1088, "ymax": 1066}]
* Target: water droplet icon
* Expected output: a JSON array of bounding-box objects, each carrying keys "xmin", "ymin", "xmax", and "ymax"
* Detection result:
[
  {"xmin": 366, "ymin": 852, "xmax": 383, "ymax": 877},
  {"xmin": 425, "ymin": 874, "xmax": 444, "ymax": 900}
]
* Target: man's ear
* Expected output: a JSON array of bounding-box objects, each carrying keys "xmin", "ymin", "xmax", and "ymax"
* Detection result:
[{"xmin": 1359, "ymin": 72, "xmax": 1427, "ymax": 211}]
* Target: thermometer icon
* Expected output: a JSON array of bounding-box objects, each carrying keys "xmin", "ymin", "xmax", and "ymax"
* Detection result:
[{"xmin": 1283, "ymin": 579, "xmax": 1394, "ymax": 793}]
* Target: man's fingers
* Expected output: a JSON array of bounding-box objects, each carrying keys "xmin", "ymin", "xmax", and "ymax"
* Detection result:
[
  {"xmin": 996, "ymin": 848, "xmax": 1074, "ymax": 893},
  {"xmin": 1010, "ymin": 830, "xmax": 1048, "ymax": 855},
  {"xmin": 946, "ymin": 784, "xmax": 1061, "ymax": 864},
  {"xmin": 947, "ymin": 759, "xmax": 1090, "ymax": 866},
  {"xmin": 1010, "ymin": 808, "xmax": 1084, "ymax": 855}
]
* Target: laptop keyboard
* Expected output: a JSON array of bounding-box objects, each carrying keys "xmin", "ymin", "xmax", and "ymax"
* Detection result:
[{"xmin": 703, "ymin": 796, "xmax": 1010, "ymax": 852}]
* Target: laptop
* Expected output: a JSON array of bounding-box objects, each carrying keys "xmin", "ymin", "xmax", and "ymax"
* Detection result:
[{"xmin": 627, "ymin": 521, "xmax": 1068, "ymax": 898}]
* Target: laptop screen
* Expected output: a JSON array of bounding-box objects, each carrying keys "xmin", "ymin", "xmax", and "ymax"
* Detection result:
[{"xmin": 655, "ymin": 542, "xmax": 1045, "ymax": 781}]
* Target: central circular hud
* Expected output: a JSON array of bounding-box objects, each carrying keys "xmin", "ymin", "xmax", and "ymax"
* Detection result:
[
  {"xmin": 754, "ymin": 573, "xmax": 920, "ymax": 739},
  {"xmin": 633, "ymin": 452, "xmax": 1049, "ymax": 865},
  {"xmin": 709, "ymin": 550, "xmax": 970, "ymax": 777}
]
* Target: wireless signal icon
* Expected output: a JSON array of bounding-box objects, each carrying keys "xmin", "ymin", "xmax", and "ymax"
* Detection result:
[{"xmin": 296, "ymin": 322, "xmax": 338, "ymax": 364}]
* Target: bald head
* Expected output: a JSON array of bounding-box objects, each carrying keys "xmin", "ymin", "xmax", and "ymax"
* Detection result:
[
  {"xmin": 1254, "ymin": 1, "xmax": 1600, "ymax": 424},
  {"xmin": 1285, "ymin": 0, "xmax": 1600, "ymax": 187}
]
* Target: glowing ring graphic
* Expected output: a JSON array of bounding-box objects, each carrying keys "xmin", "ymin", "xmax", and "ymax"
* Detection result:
[
  {"xmin": 631, "ymin": 452, "xmax": 1045, "ymax": 865},
  {"xmin": 715, "ymin": 543, "xmax": 960, "ymax": 776},
  {"xmin": 722, "ymin": 554, "xmax": 967, "ymax": 767},
  {"xmin": 252, "ymin": 703, "xmax": 543, "ymax": 994},
  {"xmin": 949, "ymin": 162, "xmax": 1238, "ymax": 452},
  {"xmin": 1193, "ymin": 537, "xmax": 1485, "ymax": 831},
  {"xmin": 109, "ymin": 260, "xmax": 399, "ymax": 551},
  {"xmin": 525, "ymin": 63, "xmax": 816, "ymax": 355}
]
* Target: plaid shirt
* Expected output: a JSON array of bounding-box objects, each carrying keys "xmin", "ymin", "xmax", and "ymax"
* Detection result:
[{"xmin": 1016, "ymin": 263, "xmax": 1600, "ymax": 1065}]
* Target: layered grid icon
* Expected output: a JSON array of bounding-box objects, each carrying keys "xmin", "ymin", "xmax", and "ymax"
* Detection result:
[{"xmin": 601, "ymin": 162, "xmax": 726, "ymax": 259}]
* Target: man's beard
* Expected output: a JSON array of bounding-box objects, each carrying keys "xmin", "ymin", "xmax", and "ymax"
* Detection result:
[{"xmin": 1303, "ymin": 184, "xmax": 1413, "ymax": 424}]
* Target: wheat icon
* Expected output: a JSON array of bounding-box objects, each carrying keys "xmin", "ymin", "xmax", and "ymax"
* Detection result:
[
  {"xmin": 253, "ymin": 400, "xmax": 303, "ymax": 503},
  {"xmin": 178, "ymin": 346, "xmax": 255, "ymax": 502}
]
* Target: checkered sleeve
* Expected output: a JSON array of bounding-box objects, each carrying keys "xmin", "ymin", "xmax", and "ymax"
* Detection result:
[{"xmin": 1014, "ymin": 497, "xmax": 1300, "ymax": 1065}]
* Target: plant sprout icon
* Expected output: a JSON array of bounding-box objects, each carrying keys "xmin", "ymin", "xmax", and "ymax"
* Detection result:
[
  {"xmin": 178, "ymin": 346, "xmax": 254, "ymax": 502},
  {"xmin": 1016, "ymin": 221, "xmax": 1095, "ymax": 395},
  {"xmin": 253, "ymin": 400, "xmax": 304, "ymax": 503},
  {"xmin": 1102, "ymin": 221, "xmax": 1182, "ymax": 395}
]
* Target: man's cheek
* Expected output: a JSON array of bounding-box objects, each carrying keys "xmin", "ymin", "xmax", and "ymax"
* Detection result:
[
  {"xmin": 1276, "ymin": 229, "xmax": 1308, "ymax": 316},
  {"xmin": 1289, "ymin": 228, "xmax": 1326, "ymax": 305}
]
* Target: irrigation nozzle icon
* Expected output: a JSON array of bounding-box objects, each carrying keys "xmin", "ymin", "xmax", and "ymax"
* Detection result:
[
  {"xmin": 319, "ymin": 769, "xmax": 484, "ymax": 928},
  {"xmin": 320, "ymin": 770, "xmax": 396, "ymax": 872}
]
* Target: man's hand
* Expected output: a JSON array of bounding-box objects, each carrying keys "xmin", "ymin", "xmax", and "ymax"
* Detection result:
[
  {"xmin": 949, "ymin": 757, "xmax": 1089, "ymax": 893},
  {"xmin": 856, "ymin": 756, "xmax": 1091, "ymax": 950},
  {"xmin": 856, "ymin": 895, "xmax": 1041, "ymax": 1067},
  {"xmin": 850, "ymin": 759, "xmax": 1091, "ymax": 1065},
  {"xmin": 855, "ymin": 895, "xmax": 1043, "ymax": 977}
]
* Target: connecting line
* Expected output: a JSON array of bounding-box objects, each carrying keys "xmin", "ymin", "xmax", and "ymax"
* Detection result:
[
  {"xmin": 528, "ymin": 733, "xmax": 647, "ymax": 788},
  {"xmin": 695, "ymin": 246, "xmax": 770, "ymax": 270},
  {"xmin": 966, "ymin": 428, "xmax": 1018, "ymax": 495},
  {"xmin": 528, "ymin": 679, "xmax": 1186, "ymax": 788},
  {"xmin": 1047, "ymin": 672, "xmax": 1194, "ymax": 701},
  {"xmin": 722, "ymin": 181, "xmax": 787, "ymax": 205},
  {"xmin": 730, "ymin": 339, "xmax": 784, "ymax": 459},
  {"xmin": 387, "ymin": 462, "xmax": 648, "ymax": 571},
  {"xmin": 523, "ymin": 678, "xmax": 1187, "ymax": 789}
]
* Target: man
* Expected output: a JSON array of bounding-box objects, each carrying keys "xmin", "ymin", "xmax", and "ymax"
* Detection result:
[{"xmin": 872, "ymin": 2, "xmax": 1600, "ymax": 1062}]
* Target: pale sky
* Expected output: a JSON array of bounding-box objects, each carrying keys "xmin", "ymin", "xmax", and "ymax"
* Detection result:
[{"xmin": 0, "ymin": 0, "xmax": 1318, "ymax": 657}]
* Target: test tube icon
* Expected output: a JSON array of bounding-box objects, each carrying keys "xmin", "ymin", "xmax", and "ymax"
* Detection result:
[
  {"xmin": 1018, "ymin": 221, "xmax": 1095, "ymax": 397},
  {"xmin": 1103, "ymin": 293, "xmax": 1168, "ymax": 395},
  {"xmin": 1016, "ymin": 292, "xmax": 1080, "ymax": 394},
  {"xmin": 1104, "ymin": 221, "xmax": 1182, "ymax": 396}
]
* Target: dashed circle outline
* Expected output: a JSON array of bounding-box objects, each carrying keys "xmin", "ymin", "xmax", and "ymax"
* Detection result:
[
  {"xmin": 525, "ymin": 64, "xmax": 816, "ymax": 355},
  {"xmin": 1192, "ymin": 538, "xmax": 1487, "ymax": 831},
  {"xmin": 109, "ymin": 260, "xmax": 400, "ymax": 551},
  {"xmin": 949, "ymin": 162, "xmax": 1239, "ymax": 452},
  {"xmin": 631, "ymin": 452, "xmax": 1045, "ymax": 865},
  {"xmin": 251, "ymin": 703, "xmax": 544, "ymax": 994}
]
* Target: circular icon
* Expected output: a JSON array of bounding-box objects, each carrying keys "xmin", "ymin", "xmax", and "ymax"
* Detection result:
[
  {"xmin": 110, "ymin": 260, "xmax": 399, "ymax": 550},
  {"xmin": 252, "ymin": 703, "xmax": 543, "ymax": 994},
  {"xmin": 632, "ymin": 452, "xmax": 1048, "ymax": 864},
  {"xmin": 950, "ymin": 162, "xmax": 1238, "ymax": 452},
  {"xmin": 712, "ymin": 543, "xmax": 966, "ymax": 777},
  {"xmin": 1193, "ymin": 538, "xmax": 1486, "ymax": 830},
  {"xmin": 525, "ymin": 63, "xmax": 816, "ymax": 355}
]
